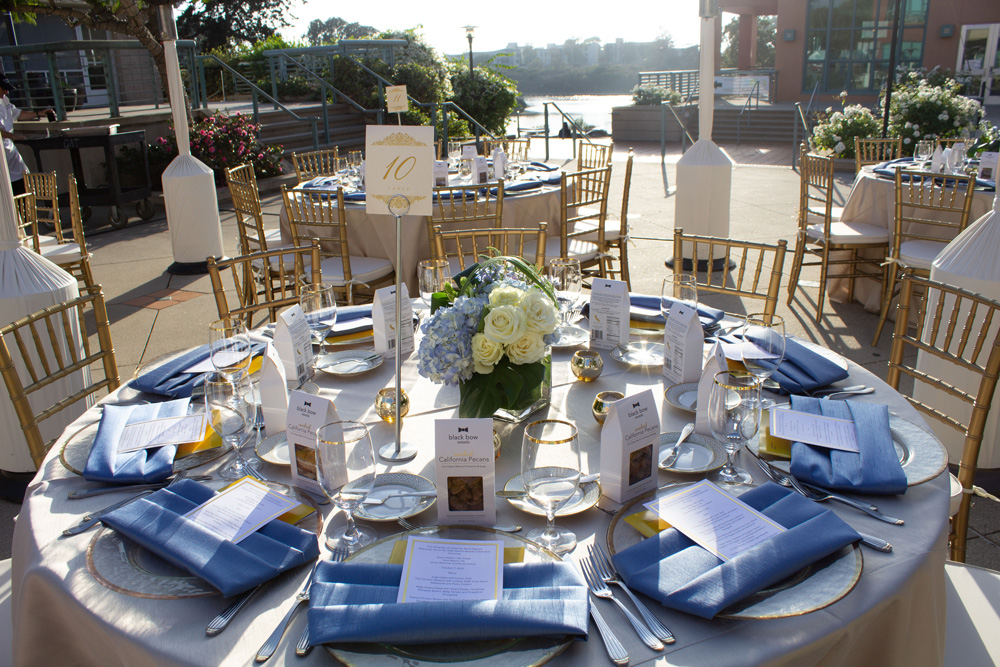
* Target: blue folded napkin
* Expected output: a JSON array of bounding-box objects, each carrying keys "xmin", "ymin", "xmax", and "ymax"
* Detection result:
[
  {"xmin": 300, "ymin": 177, "xmax": 340, "ymax": 190},
  {"xmin": 491, "ymin": 180, "xmax": 544, "ymax": 195},
  {"xmin": 82, "ymin": 399, "xmax": 191, "ymax": 484},
  {"xmin": 129, "ymin": 343, "xmax": 265, "ymax": 399},
  {"xmin": 308, "ymin": 561, "xmax": 589, "ymax": 645},
  {"xmin": 100, "ymin": 479, "xmax": 319, "ymax": 597},
  {"xmin": 872, "ymin": 160, "xmax": 995, "ymax": 190},
  {"xmin": 581, "ymin": 293, "xmax": 725, "ymax": 330},
  {"xmin": 528, "ymin": 162, "xmax": 559, "ymax": 172},
  {"xmin": 344, "ymin": 192, "xmax": 366, "ymax": 202},
  {"xmin": 751, "ymin": 337, "xmax": 849, "ymax": 395},
  {"xmin": 789, "ymin": 397, "xmax": 907, "ymax": 495},
  {"xmin": 329, "ymin": 304, "xmax": 373, "ymax": 335},
  {"xmin": 611, "ymin": 482, "xmax": 860, "ymax": 619}
]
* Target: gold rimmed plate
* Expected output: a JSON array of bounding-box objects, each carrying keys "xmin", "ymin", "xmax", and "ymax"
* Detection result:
[
  {"xmin": 664, "ymin": 382, "xmax": 699, "ymax": 413},
  {"xmin": 657, "ymin": 432, "xmax": 727, "ymax": 474},
  {"xmin": 610, "ymin": 341, "xmax": 663, "ymax": 366},
  {"xmin": 256, "ymin": 431, "xmax": 290, "ymax": 467},
  {"xmin": 353, "ymin": 472, "xmax": 437, "ymax": 522},
  {"xmin": 502, "ymin": 472, "xmax": 601, "ymax": 517}
]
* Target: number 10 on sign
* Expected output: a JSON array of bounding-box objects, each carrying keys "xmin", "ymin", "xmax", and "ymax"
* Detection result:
[{"xmin": 365, "ymin": 126, "xmax": 434, "ymax": 216}]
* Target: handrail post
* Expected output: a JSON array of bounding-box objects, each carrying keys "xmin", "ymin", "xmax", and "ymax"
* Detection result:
[
  {"xmin": 197, "ymin": 54, "xmax": 209, "ymax": 109},
  {"xmin": 45, "ymin": 52, "xmax": 66, "ymax": 121},
  {"xmin": 661, "ymin": 103, "xmax": 666, "ymax": 162},
  {"xmin": 321, "ymin": 95, "xmax": 330, "ymax": 144},
  {"xmin": 311, "ymin": 119, "xmax": 319, "ymax": 150},
  {"xmin": 105, "ymin": 49, "xmax": 120, "ymax": 118},
  {"xmin": 148, "ymin": 54, "xmax": 160, "ymax": 109},
  {"xmin": 543, "ymin": 103, "xmax": 550, "ymax": 162},
  {"xmin": 252, "ymin": 89, "xmax": 259, "ymax": 124},
  {"xmin": 268, "ymin": 55, "xmax": 279, "ymax": 110}
]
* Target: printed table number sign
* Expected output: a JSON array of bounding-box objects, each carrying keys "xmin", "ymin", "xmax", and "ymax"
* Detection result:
[
  {"xmin": 434, "ymin": 419, "xmax": 496, "ymax": 526},
  {"xmin": 365, "ymin": 126, "xmax": 434, "ymax": 217},
  {"xmin": 589, "ymin": 279, "xmax": 630, "ymax": 350},
  {"xmin": 386, "ymin": 85, "xmax": 408, "ymax": 114},
  {"xmin": 373, "ymin": 283, "xmax": 414, "ymax": 356},
  {"xmin": 286, "ymin": 390, "xmax": 340, "ymax": 497},
  {"xmin": 600, "ymin": 388, "xmax": 660, "ymax": 503}
]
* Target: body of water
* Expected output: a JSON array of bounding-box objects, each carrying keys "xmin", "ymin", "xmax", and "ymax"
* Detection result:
[{"xmin": 513, "ymin": 94, "xmax": 632, "ymax": 134}]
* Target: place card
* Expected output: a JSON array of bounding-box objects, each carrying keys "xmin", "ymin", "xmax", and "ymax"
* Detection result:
[
  {"xmin": 769, "ymin": 408, "xmax": 860, "ymax": 453},
  {"xmin": 117, "ymin": 414, "xmax": 207, "ymax": 453},
  {"xmin": 365, "ymin": 125, "xmax": 434, "ymax": 217},
  {"xmin": 373, "ymin": 283, "xmax": 414, "ymax": 356},
  {"xmin": 474, "ymin": 156, "xmax": 489, "ymax": 184},
  {"xmin": 259, "ymin": 343, "xmax": 288, "ymax": 436},
  {"xmin": 979, "ymin": 151, "xmax": 998, "ymax": 181},
  {"xmin": 386, "ymin": 85, "xmax": 408, "ymax": 114},
  {"xmin": 273, "ymin": 304, "xmax": 313, "ymax": 388},
  {"xmin": 186, "ymin": 476, "xmax": 299, "ymax": 544},
  {"xmin": 600, "ymin": 388, "xmax": 660, "ymax": 504},
  {"xmin": 396, "ymin": 536, "xmax": 504, "ymax": 603},
  {"xmin": 434, "ymin": 160, "xmax": 449, "ymax": 187},
  {"xmin": 644, "ymin": 479, "xmax": 786, "ymax": 561},
  {"xmin": 287, "ymin": 390, "xmax": 339, "ymax": 497},
  {"xmin": 662, "ymin": 301, "xmax": 702, "ymax": 385},
  {"xmin": 589, "ymin": 278, "xmax": 630, "ymax": 350},
  {"xmin": 434, "ymin": 419, "xmax": 496, "ymax": 526},
  {"xmin": 695, "ymin": 342, "xmax": 727, "ymax": 436}
]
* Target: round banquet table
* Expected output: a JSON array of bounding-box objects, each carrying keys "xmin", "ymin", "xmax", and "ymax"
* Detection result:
[
  {"xmin": 829, "ymin": 168, "xmax": 995, "ymax": 311},
  {"xmin": 11, "ymin": 326, "xmax": 949, "ymax": 667},
  {"xmin": 277, "ymin": 176, "xmax": 564, "ymax": 295}
]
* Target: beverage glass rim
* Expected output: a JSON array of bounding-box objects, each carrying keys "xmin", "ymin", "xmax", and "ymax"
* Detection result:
[
  {"xmin": 524, "ymin": 419, "xmax": 578, "ymax": 445},
  {"xmin": 317, "ymin": 420, "xmax": 370, "ymax": 445},
  {"xmin": 713, "ymin": 370, "xmax": 761, "ymax": 390},
  {"xmin": 418, "ymin": 258, "xmax": 449, "ymax": 269},
  {"xmin": 301, "ymin": 282, "xmax": 334, "ymax": 294},
  {"xmin": 745, "ymin": 313, "xmax": 783, "ymax": 326}
]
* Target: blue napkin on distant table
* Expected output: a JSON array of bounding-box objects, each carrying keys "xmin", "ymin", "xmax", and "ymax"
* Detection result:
[
  {"xmin": 344, "ymin": 192, "xmax": 366, "ymax": 202},
  {"xmin": 308, "ymin": 561, "xmax": 589, "ymax": 645},
  {"xmin": 100, "ymin": 479, "xmax": 319, "ymax": 597},
  {"xmin": 329, "ymin": 304, "xmax": 374, "ymax": 336},
  {"xmin": 82, "ymin": 399, "xmax": 191, "ymax": 484},
  {"xmin": 752, "ymin": 337, "xmax": 849, "ymax": 395},
  {"xmin": 492, "ymin": 180, "xmax": 544, "ymax": 195},
  {"xmin": 300, "ymin": 177, "xmax": 341, "ymax": 190},
  {"xmin": 129, "ymin": 343, "xmax": 266, "ymax": 399},
  {"xmin": 611, "ymin": 482, "xmax": 860, "ymax": 619},
  {"xmin": 872, "ymin": 158, "xmax": 995, "ymax": 191},
  {"xmin": 529, "ymin": 162, "xmax": 559, "ymax": 172},
  {"xmin": 789, "ymin": 397, "xmax": 907, "ymax": 495},
  {"xmin": 581, "ymin": 293, "xmax": 725, "ymax": 330}
]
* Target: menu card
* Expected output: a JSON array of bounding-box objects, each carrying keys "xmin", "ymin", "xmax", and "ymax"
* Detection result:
[
  {"xmin": 600, "ymin": 388, "xmax": 660, "ymax": 503},
  {"xmin": 434, "ymin": 419, "xmax": 496, "ymax": 526},
  {"xmin": 287, "ymin": 390, "xmax": 339, "ymax": 497},
  {"xmin": 434, "ymin": 160, "xmax": 449, "ymax": 187},
  {"xmin": 186, "ymin": 476, "xmax": 299, "ymax": 544},
  {"xmin": 695, "ymin": 343, "xmax": 727, "ymax": 437},
  {"xmin": 589, "ymin": 278, "xmax": 630, "ymax": 350},
  {"xmin": 662, "ymin": 301, "xmax": 702, "ymax": 385},
  {"xmin": 979, "ymin": 152, "xmax": 998, "ymax": 181},
  {"xmin": 373, "ymin": 283, "xmax": 414, "ymax": 356},
  {"xmin": 259, "ymin": 343, "xmax": 289, "ymax": 436},
  {"xmin": 117, "ymin": 414, "xmax": 207, "ymax": 453},
  {"xmin": 273, "ymin": 304, "xmax": 313, "ymax": 388},
  {"xmin": 769, "ymin": 409, "xmax": 860, "ymax": 453},
  {"xmin": 396, "ymin": 536, "xmax": 504, "ymax": 603},
  {"xmin": 644, "ymin": 479, "xmax": 786, "ymax": 561},
  {"xmin": 474, "ymin": 156, "xmax": 489, "ymax": 185}
]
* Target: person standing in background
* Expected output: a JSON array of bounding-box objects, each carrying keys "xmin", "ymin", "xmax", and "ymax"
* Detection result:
[{"xmin": 0, "ymin": 72, "xmax": 52, "ymax": 195}]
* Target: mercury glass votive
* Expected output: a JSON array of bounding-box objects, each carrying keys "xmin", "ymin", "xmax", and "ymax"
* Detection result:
[
  {"xmin": 592, "ymin": 390, "xmax": 625, "ymax": 425},
  {"xmin": 375, "ymin": 387, "xmax": 409, "ymax": 424},
  {"xmin": 571, "ymin": 350, "xmax": 603, "ymax": 381}
]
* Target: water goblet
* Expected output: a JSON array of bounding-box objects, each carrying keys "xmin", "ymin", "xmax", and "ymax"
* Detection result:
[
  {"xmin": 315, "ymin": 421, "xmax": 378, "ymax": 552},
  {"xmin": 707, "ymin": 371, "xmax": 762, "ymax": 493},
  {"xmin": 459, "ymin": 158, "xmax": 473, "ymax": 181},
  {"xmin": 548, "ymin": 257, "xmax": 586, "ymax": 345},
  {"xmin": 208, "ymin": 317, "xmax": 251, "ymax": 380},
  {"xmin": 521, "ymin": 419, "xmax": 582, "ymax": 555},
  {"xmin": 205, "ymin": 373, "xmax": 256, "ymax": 480},
  {"xmin": 914, "ymin": 140, "xmax": 934, "ymax": 166},
  {"xmin": 335, "ymin": 157, "xmax": 349, "ymax": 177},
  {"xmin": 739, "ymin": 313, "xmax": 785, "ymax": 410},
  {"xmin": 448, "ymin": 141, "xmax": 462, "ymax": 165},
  {"xmin": 417, "ymin": 259, "xmax": 450, "ymax": 309},
  {"xmin": 300, "ymin": 283, "xmax": 337, "ymax": 363},
  {"xmin": 661, "ymin": 274, "xmax": 698, "ymax": 318}
]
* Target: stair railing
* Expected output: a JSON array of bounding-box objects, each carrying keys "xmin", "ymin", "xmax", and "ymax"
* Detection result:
[
  {"xmin": 735, "ymin": 79, "xmax": 760, "ymax": 146},
  {"xmin": 541, "ymin": 102, "xmax": 596, "ymax": 162},
  {"xmin": 661, "ymin": 90, "xmax": 697, "ymax": 161},
  {"xmin": 791, "ymin": 81, "xmax": 820, "ymax": 169}
]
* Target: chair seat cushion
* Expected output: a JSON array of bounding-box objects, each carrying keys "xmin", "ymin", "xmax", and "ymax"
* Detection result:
[
  {"xmin": 898, "ymin": 239, "xmax": 947, "ymax": 271},
  {"xmin": 806, "ymin": 221, "xmax": 889, "ymax": 244},
  {"xmin": 522, "ymin": 238, "xmax": 599, "ymax": 264},
  {"xmin": 39, "ymin": 243, "xmax": 84, "ymax": 264},
  {"xmin": 317, "ymin": 255, "xmax": 394, "ymax": 286},
  {"xmin": 575, "ymin": 217, "xmax": 622, "ymax": 242},
  {"xmin": 805, "ymin": 206, "xmax": 844, "ymax": 224}
]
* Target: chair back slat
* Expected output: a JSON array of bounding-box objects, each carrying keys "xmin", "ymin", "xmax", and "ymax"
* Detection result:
[
  {"xmin": 485, "ymin": 138, "xmax": 530, "ymax": 163},
  {"xmin": 23, "ymin": 172, "xmax": 64, "ymax": 243},
  {"xmin": 13, "ymin": 192, "xmax": 40, "ymax": 253},
  {"xmin": 433, "ymin": 224, "xmax": 547, "ymax": 272},
  {"xmin": 428, "ymin": 182, "xmax": 504, "ymax": 259},
  {"xmin": 577, "ymin": 141, "xmax": 613, "ymax": 169},
  {"xmin": 292, "ymin": 148, "xmax": 340, "ymax": 181},
  {"xmin": 854, "ymin": 137, "xmax": 902, "ymax": 172},
  {"xmin": 561, "ymin": 166, "xmax": 612, "ymax": 261},
  {"xmin": 893, "ymin": 171, "xmax": 975, "ymax": 256},
  {"xmin": 226, "ymin": 164, "xmax": 271, "ymax": 255}
]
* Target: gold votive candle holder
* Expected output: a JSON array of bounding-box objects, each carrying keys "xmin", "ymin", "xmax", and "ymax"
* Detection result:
[
  {"xmin": 571, "ymin": 350, "xmax": 604, "ymax": 381},
  {"xmin": 592, "ymin": 390, "xmax": 625, "ymax": 424}
]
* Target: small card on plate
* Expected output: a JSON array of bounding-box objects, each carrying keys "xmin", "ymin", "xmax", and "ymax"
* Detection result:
[
  {"xmin": 600, "ymin": 388, "xmax": 660, "ymax": 504},
  {"xmin": 474, "ymin": 156, "xmax": 489, "ymax": 184},
  {"xmin": 259, "ymin": 342, "xmax": 289, "ymax": 436},
  {"xmin": 695, "ymin": 342, "xmax": 727, "ymax": 437},
  {"xmin": 769, "ymin": 409, "xmax": 860, "ymax": 453},
  {"xmin": 396, "ymin": 536, "xmax": 504, "ymax": 603},
  {"xmin": 979, "ymin": 151, "xmax": 998, "ymax": 181},
  {"xmin": 186, "ymin": 476, "xmax": 299, "ymax": 544},
  {"xmin": 644, "ymin": 479, "xmax": 786, "ymax": 561},
  {"xmin": 273, "ymin": 305, "xmax": 313, "ymax": 388},
  {"xmin": 434, "ymin": 160, "xmax": 449, "ymax": 187},
  {"xmin": 434, "ymin": 419, "xmax": 496, "ymax": 526},
  {"xmin": 117, "ymin": 414, "xmax": 207, "ymax": 453}
]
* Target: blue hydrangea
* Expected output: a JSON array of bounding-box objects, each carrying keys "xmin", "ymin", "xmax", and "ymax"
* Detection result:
[{"xmin": 417, "ymin": 294, "xmax": 487, "ymax": 385}]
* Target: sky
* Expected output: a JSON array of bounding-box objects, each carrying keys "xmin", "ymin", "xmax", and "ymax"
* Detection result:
[{"xmin": 279, "ymin": 0, "xmax": 708, "ymax": 55}]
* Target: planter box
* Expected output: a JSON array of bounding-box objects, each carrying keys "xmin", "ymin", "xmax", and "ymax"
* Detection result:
[{"xmin": 612, "ymin": 104, "xmax": 697, "ymax": 143}]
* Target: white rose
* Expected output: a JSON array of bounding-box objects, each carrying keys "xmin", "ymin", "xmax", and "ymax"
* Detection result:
[
  {"xmin": 507, "ymin": 332, "xmax": 546, "ymax": 365},
  {"xmin": 489, "ymin": 285, "xmax": 523, "ymax": 308},
  {"xmin": 484, "ymin": 305, "xmax": 527, "ymax": 344},
  {"xmin": 471, "ymin": 332, "xmax": 504, "ymax": 370},
  {"xmin": 520, "ymin": 290, "xmax": 558, "ymax": 334}
]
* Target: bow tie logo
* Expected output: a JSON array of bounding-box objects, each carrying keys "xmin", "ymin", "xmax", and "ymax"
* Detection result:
[
  {"xmin": 457, "ymin": 427, "xmax": 469, "ymax": 433},
  {"xmin": 304, "ymin": 401, "xmax": 312, "ymax": 407},
  {"xmin": 632, "ymin": 401, "xmax": 640, "ymax": 408}
]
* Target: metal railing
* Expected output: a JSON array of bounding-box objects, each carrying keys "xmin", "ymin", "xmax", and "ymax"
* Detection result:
[
  {"xmin": 540, "ymin": 102, "xmax": 597, "ymax": 161},
  {"xmin": 661, "ymin": 95, "xmax": 697, "ymax": 161},
  {"xmin": 638, "ymin": 70, "xmax": 700, "ymax": 99},
  {"xmin": 735, "ymin": 79, "xmax": 761, "ymax": 146},
  {"xmin": 791, "ymin": 82, "xmax": 820, "ymax": 169}
]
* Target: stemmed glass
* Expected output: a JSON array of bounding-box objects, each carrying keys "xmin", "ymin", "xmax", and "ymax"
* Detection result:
[
  {"xmin": 548, "ymin": 257, "xmax": 587, "ymax": 346},
  {"xmin": 206, "ymin": 372, "xmax": 256, "ymax": 480},
  {"xmin": 208, "ymin": 317, "xmax": 251, "ymax": 380},
  {"xmin": 707, "ymin": 370, "xmax": 761, "ymax": 493},
  {"xmin": 521, "ymin": 419, "xmax": 582, "ymax": 555},
  {"xmin": 348, "ymin": 151, "xmax": 363, "ymax": 188},
  {"xmin": 739, "ymin": 313, "xmax": 785, "ymax": 409},
  {"xmin": 300, "ymin": 283, "xmax": 337, "ymax": 366},
  {"xmin": 661, "ymin": 274, "xmax": 698, "ymax": 317},
  {"xmin": 417, "ymin": 259, "xmax": 450, "ymax": 310},
  {"xmin": 448, "ymin": 141, "xmax": 462, "ymax": 167},
  {"xmin": 914, "ymin": 139, "xmax": 934, "ymax": 167},
  {"xmin": 315, "ymin": 420, "xmax": 378, "ymax": 552}
]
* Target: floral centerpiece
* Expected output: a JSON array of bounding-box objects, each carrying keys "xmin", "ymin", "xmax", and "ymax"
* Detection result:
[
  {"xmin": 810, "ymin": 93, "xmax": 880, "ymax": 160},
  {"xmin": 880, "ymin": 70, "xmax": 982, "ymax": 155},
  {"xmin": 417, "ymin": 256, "xmax": 559, "ymax": 421}
]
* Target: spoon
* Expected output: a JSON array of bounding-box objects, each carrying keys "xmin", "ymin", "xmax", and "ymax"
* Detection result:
[
  {"xmin": 496, "ymin": 473, "xmax": 599, "ymax": 499},
  {"xmin": 316, "ymin": 352, "xmax": 382, "ymax": 371},
  {"xmin": 659, "ymin": 423, "xmax": 695, "ymax": 469}
]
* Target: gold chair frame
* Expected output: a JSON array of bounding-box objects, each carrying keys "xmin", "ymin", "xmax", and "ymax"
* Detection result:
[
  {"xmin": 577, "ymin": 149, "xmax": 634, "ymax": 288},
  {"xmin": 484, "ymin": 138, "xmax": 531, "ymax": 162},
  {"xmin": 13, "ymin": 192, "xmax": 39, "ymax": 252},
  {"xmin": 428, "ymin": 181, "xmax": 505, "ymax": 258},
  {"xmin": 23, "ymin": 172, "xmax": 64, "ymax": 243},
  {"xmin": 887, "ymin": 274, "xmax": 1000, "ymax": 562},
  {"xmin": 577, "ymin": 141, "xmax": 613, "ymax": 169},
  {"xmin": 433, "ymin": 223, "xmax": 548, "ymax": 272},
  {"xmin": 854, "ymin": 137, "xmax": 903, "ymax": 173},
  {"xmin": 16, "ymin": 185, "xmax": 96, "ymax": 292},
  {"xmin": 0, "ymin": 289, "xmax": 120, "ymax": 468},
  {"xmin": 292, "ymin": 148, "xmax": 341, "ymax": 181},
  {"xmin": 559, "ymin": 166, "xmax": 612, "ymax": 275}
]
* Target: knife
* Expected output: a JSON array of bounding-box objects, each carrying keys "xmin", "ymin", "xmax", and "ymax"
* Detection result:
[
  {"xmin": 255, "ymin": 563, "xmax": 318, "ymax": 662},
  {"xmin": 361, "ymin": 491, "xmax": 438, "ymax": 505},
  {"xmin": 62, "ymin": 489, "xmax": 156, "ymax": 536}
]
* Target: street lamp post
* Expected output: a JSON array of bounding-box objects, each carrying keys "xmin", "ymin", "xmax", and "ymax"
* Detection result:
[{"xmin": 464, "ymin": 26, "xmax": 476, "ymax": 76}]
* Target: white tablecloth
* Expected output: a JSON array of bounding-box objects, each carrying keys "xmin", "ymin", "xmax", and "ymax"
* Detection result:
[{"xmin": 11, "ymin": 331, "xmax": 949, "ymax": 666}]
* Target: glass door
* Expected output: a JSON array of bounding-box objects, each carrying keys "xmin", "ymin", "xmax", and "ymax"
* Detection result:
[{"xmin": 957, "ymin": 24, "xmax": 1000, "ymax": 104}]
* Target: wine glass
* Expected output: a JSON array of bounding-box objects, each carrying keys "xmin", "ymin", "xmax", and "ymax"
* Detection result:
[
  {"xmin": 914, "ymin": 140, "xmax": 934, "ymax": 167},
  {"xmin": 707, "ymin": 371, "xmax": 761, "ymax": 492},
  {"xmin": 205, "ymin": 373, "xmax": 256, "ymax": 480},
  {"xmin": 417, "ymin": 259, "xmax": 450, "ymax": 309},
  {"xmin": 448, "ymin": 141, "xmax": 462, "ymax": 166},
  {"xmin": 739, "ymin": 313, "xmax": 785, "ymax": 409},
  {"xmin": 208, "ymin": 317, "xmax": 251, "ymax": 380},
  {"xmin": 661, "ymin": 274, "xmax": 698, "ymax": 319},
  {"xmin": 334, "ymin": 157, "xmax": 349, "ymax": 177},
  {"xmin": 348, "ymin": 151, "xmax": 363, "ymax": 187},
  {"xmin": 300, "ymin": 283, "xmax": 337, "ymax": 364},
  {"xmin": 315, "ymin": 420, "xmax": 378, "ymax": 552},
  {"xmin": 521, "ymin": 419, "xmax": 582, "ymax": 555},
  {"xmin": 548, "ymin": 258, "xmax": 585, "ymax": 345}
]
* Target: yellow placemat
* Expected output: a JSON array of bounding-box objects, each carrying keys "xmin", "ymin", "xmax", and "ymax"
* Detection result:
[
  {"xmin": 219, "ymin": 477, "xmax": 316, "ymax": 526},
  {"xmin": 326, "ymin": 329, "xmax": 373, "ymax": 345},
  {"xmin": 388, "ymin": 540, "xmax": 525, "ymax": 565},
  {"xmin": 176, "ymin": 424, "xmax": 223, "ymax": 457},
  {"xmin": 624, "ymin": 510, "xmax": 673, "ymax": 538}
]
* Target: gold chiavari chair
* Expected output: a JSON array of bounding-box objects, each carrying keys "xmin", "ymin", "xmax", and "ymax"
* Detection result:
[
  {"xmin": 887, "ymin": 274, "xmax": 1000, "ymax": 562},
  {"xmin": 937, "ymin": 138, "xmax": 965, "ymax": 151},
  {"xmin": 23, "ymin": 171, "xmax": 64, "ymax": 245},
  {"xmin": 207, "ymin": 241, "xmax": 323, "ymax": 327},
  {"xmin": 292, "ymin": 148, "xmax": 340, "ymax": 181},
  {"xmin": 13, "ymin": 192, "xmax": 39, "ymax": 252},
  {"xmin": 871, "ymin": 170, "xmax": 976, "ymax": 345},
  {"xmin": 673, "ymin": 228, "xmax": 788, "ymax": 323},
  {"xmin": 226, "ymin": 164, "xmax": 287, "ymax": 256},
  {"xmin": 576, "ymin": 148, "xmax": 634, "ymax": 288},
  {"xmin": 854, "ymin": 137, "xmax": 903, "ymax": 173},
  {"xmin": 787, "ymin": 150, "xmax": 888, "ymax": 321},
  {"xmin": 17, "ymin": 182, "xmax": 97, "ymax": 292},
  {"xmin": 428, "ymin": 181, "xmax": 505, "ymax": 258},
  {"xmin": 282, "ymin": 186, "xmax": 395, "ymax": 305},
  {"xmin": 577, "ymin": 140, "xmax": 613, "ymax": 169},
  {"xmin": 485, "ymin": 138, "xmax": 531, "ymax": 163},
  {"xmin": 432, "ymin": 223, "xmax": 548, "ymax": 274},
  {"xmin": 0, "ymin": 289, "xmax": 120, "ymax": 469}
]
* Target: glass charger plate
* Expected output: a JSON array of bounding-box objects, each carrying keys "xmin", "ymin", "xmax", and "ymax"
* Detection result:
[
  {"xmin": 354, "ymin": 472, "xmax": 437, "ymax": 522},
  {"xmin": 658, "ymin": 432, "xmax": 726, "ymax": 473},
  {"xmin": 611, "ymin": 341, "xmax": 663, "ymax": 366},
  {"xmin": 317, "ymin": 350, "xmax": 384, "ymax": 376},
  {"xmin": 549, "ymin": 326, "xmax": 589, "ymax": 348},
  {"xmin": 607, "ymin": 483, "xmax": 863, "ymax": 619},
  {"xmin": 85, "ymin": 479, "xmax": 321, "ymax": 599},
  {"xmin": 664, "ymin": 382, "xmax": 699, "ymax": 413},
  {"xmin": 326, "ymin": 525, "xmax": 572, "ymax": 667},
  {"xmin": 501, "ymin": 473, "xmax": 601, "ymax": 517},
  {"xmin": 746, "ymin": 412, "xmax": 947, "ymax": 486}
]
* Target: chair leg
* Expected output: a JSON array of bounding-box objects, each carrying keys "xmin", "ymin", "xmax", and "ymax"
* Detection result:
[
  {"xmin": 787, "ymin": 235, "xmax": 805, "ymax": 304},
  {"xmin": 619, "ymin": 241, "xmax": 631, "ymax": 291},
  {"xmin": 846, "ymin": 249, "xmax": 857, "ymax": 303},
  {"xmin": 871, "ymin": 263, "xmax": 898, "ymax": 346},
  {"xmin": 816, "ymin": 244, "xmax": 830, "ymax": 322}
]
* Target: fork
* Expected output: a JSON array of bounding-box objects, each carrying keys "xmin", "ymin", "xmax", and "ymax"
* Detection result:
[
  {"xmin": 255, "ymin": 562, "xmax": 320, "ymax": 662},
  {"xmin": 580, "ymin": 558, "xmax": 664, "ymax": 650},
  {"xmin": 786, "ymin": 475, "xmax": 905, "ymax": 526},
  {"xmin": 589, "ymin": 544, "xmax": 674, "ymax": 644},
  {"xmin": 294, "ymin": 547, "xmax": 348, "ymax": 657},
  {"xmin": 754, "ymin": 457, "xmax": 880, "ymax": 512}
]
